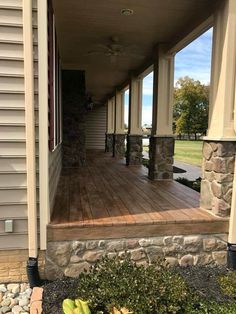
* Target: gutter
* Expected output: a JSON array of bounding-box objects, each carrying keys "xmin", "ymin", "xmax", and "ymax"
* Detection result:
[
  {"xmin": 228, "ymin": 158, "xmax": 236, "ymax": 269},
  {"xmin": 23, "ymin": 0, "xmax": 41, "ymax": 286},
  {"xmin": 228, "ymin": 71, "xmax": 236, "ymax": 269}
]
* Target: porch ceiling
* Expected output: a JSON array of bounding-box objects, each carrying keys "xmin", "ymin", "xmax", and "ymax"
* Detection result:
[{"xmin": 52, "ymin": 0, "xmax": 218, "ymax": 104}]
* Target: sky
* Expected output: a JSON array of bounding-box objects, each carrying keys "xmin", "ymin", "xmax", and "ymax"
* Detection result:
[{"xmin": 124, "ymin": 28, "xmax": 213, "ymax": 126}]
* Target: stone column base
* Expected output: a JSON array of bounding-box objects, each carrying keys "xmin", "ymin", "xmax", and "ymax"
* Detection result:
[
  {"xmin": 148, "ymin": 136, "xmax": 174, "ymax": 180},
  {"xmin": 126, "ymin": 135, "xmax": 143, "ymax": 165},
  {"xmin": 105, "ymin": 133, "xmax": 114, "ymax": 153},
  {"xmin": 200, "ymin": 140, "xmax": 236, "ymax": 217},
  {"xmin": 113, "ymin": 134, "xmax": 126, "ymax": 158}
]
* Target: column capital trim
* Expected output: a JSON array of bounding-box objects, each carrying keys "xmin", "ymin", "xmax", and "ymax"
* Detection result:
[
  {"xmin": 203, "ymin": 136, "xmax": 236, "ymax": 142},
  {"xmin": 151, "ymin": 135, "xmax": 174, "ymax": 138}
]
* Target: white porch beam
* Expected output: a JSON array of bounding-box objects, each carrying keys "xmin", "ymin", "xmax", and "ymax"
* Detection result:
[
  {"xmin": 128, "ymin": 77, "xmax": 143, "ymax": 135},
  {"xmin": 23, "ymin": 0, "xmax": 37, "ymax": 257},
  {"xmin": 167, "ymin": 16, "xmax": 213, "ymax": 55},
  {"xmin": 152, "ymin": 46, "xmax": 174, "ymax": 137},
  {"xmin": 206, "ymin": 0, "xmax": 236, "ymax": 140},
  {"xmin": 38, "ymin": 0, "xmax": 49, "ymax": 250}
]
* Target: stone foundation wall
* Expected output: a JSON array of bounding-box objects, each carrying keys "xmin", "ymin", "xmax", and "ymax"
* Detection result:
[
  {"xmin": 45, "ymin": 233, "xmax": 228, "ymax": 280},
  {"xmin": 113, "ymin": 134, "xmax": 125, "ymax": 158},
  {"xmin": 0, "ymin": 250, "xmax": 45, "ymax": 283},
  {"xmin": 126, "ymin": 135, "xmax": 143, "ymax": 165},
  {"xmin": 149, "ymin": 136, "xmax": 174, "ymax": 180},
  {"xmin": 200, "ymin": 141, "xmax": 236, "ymax": 217},
  {"xmin": 105, "ymin": 133, "xmax": 114, "ymax": 153}
]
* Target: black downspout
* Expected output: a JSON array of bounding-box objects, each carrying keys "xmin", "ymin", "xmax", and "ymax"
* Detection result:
[
  {"xmin": 227, "ymin": 243, "xmax": 236, "ymax": 269},
  {"xmin": 27, "ymin": 257, "xmax": 42, "ymax": 288}
]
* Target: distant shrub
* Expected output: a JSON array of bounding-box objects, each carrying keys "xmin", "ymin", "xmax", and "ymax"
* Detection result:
[{"xmin": 175, "ymin": 177, "xmax": 201, "ymax": 192}]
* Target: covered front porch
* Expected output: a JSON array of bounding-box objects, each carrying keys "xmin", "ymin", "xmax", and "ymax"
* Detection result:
[
  {"xmin": 45, "ymin": 150, "xmax": 229, "ymax": 279},
  {"xmin": 48, "ymin": 150, "xmax": 228, "ymax": 241},
  {"xmin": 32, "ymin": 0, "xmax": 236, "ymax": 278}
]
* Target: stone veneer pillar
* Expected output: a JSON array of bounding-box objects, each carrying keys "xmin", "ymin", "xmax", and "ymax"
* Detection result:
[
  {"xmin": 200, "ymin": 141, "xmax": 236, "ymax": 217},
  {"xmin": 112, "ymin": 90, "xmax": 125, "ymax": 158},
  {"xmin": 62, "ymin": 70, "xmax": 86, "ymax": 167},
  {"xmin": 149, "ymin": 46, "xmax": 175, "ymax": 179},
  {"xmin": 106, "ymin": 98, "xmax": 115, "ymax": 153},
  {"xmin": 105, "ymin": 133, "xmax": 114, "ymax": 153},
  {"xmin": 149, "ymin": 136, "xmax": 174, "ymax": 180},
  {"xmin": 126, "ymin": 135, "xmax": 143, "ymax": 165},
  {"xmin": 113, "ymin": 134, "xmax": 126, "ymax": 158},
  {"xmin": 200, "ymin": 0, "xmax": 236, "ymax": 221},
  {"xmin": 126, "ymin": 77, "xmax": 143, "ymax": 165}
]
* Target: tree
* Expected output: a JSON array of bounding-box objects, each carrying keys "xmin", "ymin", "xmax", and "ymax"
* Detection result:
[{"xmin": 173, "ymin": 77, "xmax": 209, "ymax": 140}]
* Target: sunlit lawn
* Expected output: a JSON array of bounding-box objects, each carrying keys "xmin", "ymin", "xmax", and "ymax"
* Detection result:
[
  {"xmin": 143, "ymin": 140, "xmax": 203, "ymax": 166},
  {"xmin": 174, "ymin": 140, "xmax": 203, "ymax": 166}
]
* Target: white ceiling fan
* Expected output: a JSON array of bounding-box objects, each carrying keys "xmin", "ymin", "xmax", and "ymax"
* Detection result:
[{"xmin": 86, "ymin": 36, "xmax": 144, "ymax": 63}]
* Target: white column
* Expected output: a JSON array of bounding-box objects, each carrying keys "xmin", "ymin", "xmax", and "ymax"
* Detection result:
[
  {"xmin": 23, "ymin": 0, "xmax": 38, "ymax": 257},
  {"xmin": 38, "ymin": 0, "xmax": 50, "ymax": 250},
  {"xmin": 114, "ymin": 90, "xmax": 125, "ymax": 134},
  {"xmin": 107, "ymin": 98, "xmax": 115, "ymax": 133},
  {"xmin": 128, "ymin": 77, "xmax": 143, "ymax": 135},
  {"xmin": 152, "ymin": 46, "xmax": 174, "ymax": 137},
  {"xmin": 218, "ymin": 0, "xmax": 236, "ymax": 248},
  {"xmin": 207, "ymin": 0, "xmax": 236, "ymax": 140}
]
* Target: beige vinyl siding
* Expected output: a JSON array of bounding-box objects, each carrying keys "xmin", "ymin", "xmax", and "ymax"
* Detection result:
[
  {"xmin": 0, "ymin": 1, "xmax": 38, "ymax": 249},
  {"xmin": 49, "ymin": 144, "xmax": 62, "ymax": 211},
  {"xmin": 86, "ymin": 105, "xmax": 106, "ymax": 150}
]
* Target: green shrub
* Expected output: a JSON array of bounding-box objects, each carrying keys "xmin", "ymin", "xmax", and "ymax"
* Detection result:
[
  {"xmin": 76, "ymin": 254, "xmax": 190, "ymax": 314},
  {"xmin": 186, "ymin": 301, "xmax": 236, "ymax": 314},
  {"xmin": 219, "ymin": 271, "xmax": 236, "ymax": 297}
]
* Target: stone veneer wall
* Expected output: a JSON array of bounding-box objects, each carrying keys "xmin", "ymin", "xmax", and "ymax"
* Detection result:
[
  {"xmin": 105, "ymin": 133, "xmax": 114, "ymax": 153},
  {"xmin": 149, "ymin": 137, "xmax": 174, "ymax": 180},
  {"xmin": 126, "ymin": 135, "xmax": 143, "ymax": 165},
  {"xmin": 45, "ymin": 233, "xmax": 227, "ymax": 280},
  {"xmin": 62, "ymin": 70, "xmax": 86, "ymax": 168},
  {"xmin": 200, "ymin": 141, "xmax": 236, "ymax": 216},
  {"xmin": 113, "ymin": 134, "xmax": 126, "ymax": 158}
]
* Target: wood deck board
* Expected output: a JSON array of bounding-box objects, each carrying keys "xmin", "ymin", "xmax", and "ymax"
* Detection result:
[{"xmin": 49, "ymin": 150, "xmax": 228, "ymax": 240}]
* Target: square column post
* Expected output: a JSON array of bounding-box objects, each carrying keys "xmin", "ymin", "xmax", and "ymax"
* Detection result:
[
  {"xmin": 105, "ymin": 98, "xmax": 115, "ymax": 153},
  {"xmin": 126, "ymin": 77, "xmax": 143, "ymax": 165},
  {"xmin": 113, "ymin": 90, "xmax": 125, "ymax": 158},
  {"xmin": 200, "ymin": 0, "xmax": 236, "ymax": 221},
  {"xmin": 149, "ymin": 46, "xmax": 175, "ymax": 180}
]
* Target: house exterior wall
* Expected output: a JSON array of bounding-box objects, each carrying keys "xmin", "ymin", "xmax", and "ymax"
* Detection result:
[
  {"xmin": 0, "ymin": 0, "xmax": 38, "ymax": 249},
  {"xmin": 86, "ymin": 105, "xmax": 106, "ymax": 150}
]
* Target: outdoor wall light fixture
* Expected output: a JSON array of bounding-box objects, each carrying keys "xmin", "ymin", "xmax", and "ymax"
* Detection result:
[{"xmin": 121, "ymin": 8, "xmax": 134, "ymax": 16}]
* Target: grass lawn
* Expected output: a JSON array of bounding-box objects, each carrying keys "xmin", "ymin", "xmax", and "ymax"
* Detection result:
[
  {"xmin": 143, "ymin": 140, "xmax": 203, "ymax": 166},
  {"xmin": 174, "ymin": 140, "xmax": 203, "ymax": 166}
]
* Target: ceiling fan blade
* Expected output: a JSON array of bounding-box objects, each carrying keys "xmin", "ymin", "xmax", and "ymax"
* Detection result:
[
  {"xmin": 123, "ymin": 52, "xmax": 145, "ymax": 59},
  {"xmin": 86, "ymin": 50, "xmax": 104, "ymax": 56},
  {"xmin": 110, "ymin": 55, "xmax": 118, "ymax": 64}
]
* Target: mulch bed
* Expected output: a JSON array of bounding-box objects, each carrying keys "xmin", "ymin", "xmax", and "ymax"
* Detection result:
[
  {"xmin": 175, "ymin": 266, "xmax": 234, "ymax": 303},
  {"xmin": 42, "ymin": 266, "xmax": 234, "ymax": 314}
]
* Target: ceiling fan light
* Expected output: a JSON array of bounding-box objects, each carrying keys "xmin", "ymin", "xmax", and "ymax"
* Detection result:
[{"xmin": 121, "ymin": 8, "xmax": 134, "ymax": 16}]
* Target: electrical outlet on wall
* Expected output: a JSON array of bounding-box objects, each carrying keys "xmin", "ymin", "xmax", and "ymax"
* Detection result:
[{"xmin": 5, "ymin": 220, "xmax": 13, "ymax": 233}]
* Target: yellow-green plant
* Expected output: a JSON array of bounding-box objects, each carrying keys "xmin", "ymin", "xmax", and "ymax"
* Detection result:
[
  {"xmin": 110, "ymin": 307, "xmax": 132, "ymax": 314},
  {"xmin": 63, "ymin": 298, "xmax": 91, "ymax": 314}
]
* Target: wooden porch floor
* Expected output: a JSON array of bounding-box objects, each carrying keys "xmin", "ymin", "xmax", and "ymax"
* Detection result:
[{"xmin": 48, "ymin": 150, "xmax": 228, "ymax": 241}]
